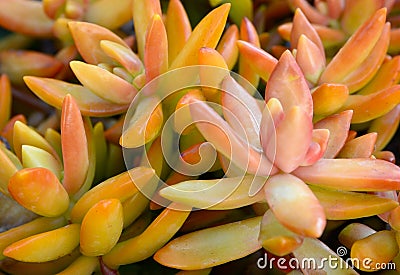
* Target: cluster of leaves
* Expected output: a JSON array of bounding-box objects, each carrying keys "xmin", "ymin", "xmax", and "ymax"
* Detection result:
[{"xmin": 0, "ymin": 0, "xmax": 400, "ymax": 274}]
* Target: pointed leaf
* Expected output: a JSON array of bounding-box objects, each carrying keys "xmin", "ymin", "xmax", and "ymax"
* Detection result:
[
  {"xmin": 311, "ymin": 186, "xmax": 398, "ymax": 220},
  {"xmin": 358, "ymin": 56, "xmax": 400, "ymax": 95},
  {"xmin": 80, "ymin": 199, "xmax": 123, "ymax": 256},
  {"xmin": 103, "ymin": 203, "xmax": 190, "ymax": 268},
  {"xmin": 296, "ymin": 35, "xmax": 325, "ymax": 84},
  {"xmin": 0, "ymin": 216, "xmax": 66, "ymax": 261},
  {"xmin": 61, "ymin": 95, "xmax": 89, "ymax": 195},
  {"xmin": 342, "ymin": 23, "xmax": 390, "ymax": 93},
  {"xmin": 3, "ymin": 224, "xmax": 80, "ymax": 263},
  {"xmin": 132, "ymin": 0, "xmax": 161, "ymax": 59},
  {"xmin": 290, "ymin": 9, "xmax": 324, "ymax": 59},
  {"xmin": 188, "ymin": 97, "xmax": 277, "ymax": 177},
  {"xmin": 120, "ymin": 96, "xmax": 163, "ymax": 148},
  {"xmin": 341, "ymin": 85, "xmax": 400, "ymax": 123},
  {"xmin": 159, "ymin": 176, "xmax": 266, "ymax": 210},
  {"xmin": 314, "ymin": 110, "xmax": 353, "ymax": 158},
  {"xmin": 170, "ymin": 4, "xmax": 230, "ymax": 69},
  {"xmin": 68, "ymin": 21, "xmax": 129, "ymax": 64},
  {"xmin": 239, "ymin": 17, "xmax": 260, "ymax": 89},
  {"xmin": 318, "ymin": 8, "xmax": 387, "ymax": 84},
  {"xmin": 340, "ymin": 0, "xmax": 386, "ymax": 35},
  {"xmin": 153, "ymin": 216, "xmax": 262, "ymax": 270},
  {"xmin": 265, "ymin": 50, "xmax": 313, "ymax": 116},
  {"xmin": 293, "ymin": 158, "xmax": 400, "ymax": 191},
  {"xmin": 337, "ymin": 132, "xmax": 377, "ymax": 158},
  {"xmin": 145, "ymin": 14, "xmax": 168, "ymax": 83},
  {"xmin": 289, "ymin": 0, "xmax": 330, "ymax": 25},
  {"xmin": 13, "ymin": 120, "xmax": 59, "ymax": 162},
  {"xmin": 237, "ymin": 40, "xmax": 277, "ymax": 82},
  {"xmin": 24, "ymin": 76, "xmax": 130, "ymax": 117},
  {"xmin": 217, "ymin": 25, "xmax": 239, "ymax": 70},
  {"xmin": 70, "ymin": 61, "xmax": 138, "ymax": 105},
  {"xmin": 0, "ymin": 50, "xmax": 63, "ymax": 85},
  {"xmin": 100, "ymin": 40, "xmax": 143, "ymax": 76},
  {"xmin": 221, "ymin": 76, "xmax": 262, "ymax": 150},
  {"xmin": 266, "ymin": 106, "xmax": 313, "ymax": 173},
  {"xmin": 166, "ymin": 0, "xmax": 192, "ymax": 65}
]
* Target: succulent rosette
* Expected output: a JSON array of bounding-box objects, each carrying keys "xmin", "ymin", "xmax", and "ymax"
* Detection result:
[{"xmin": 0, "ymin": 0, "xmax": 399, "ymax": 274}]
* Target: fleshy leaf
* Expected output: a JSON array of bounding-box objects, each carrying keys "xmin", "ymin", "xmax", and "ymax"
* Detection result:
[
  {"xmin": 265, "ymin": 106, "xmax": 312, "ymax": 173},
  {"xmin": 189, "ymin": 97, "xmax": 277, "ymax": 177},
  {"xmin": 337, "ymin": 132, "xmax": 377, "ymax": 158},
  {"xmin": 132, "ymin": 0, "xmax": 161, "ymax": 59},
  {"xmin": 145, "ymin": 14, "xmax": 168, "ymax": 83},
  {"xmin": 368, "ymin": 104, "xmax": 400, "ymax": 151},
  {"xmin": 318, "ymin": 8, "xmax": 387, "ymax": 84},
  {"xmin": 70, "ymin": 167, "xmax": 156, "ymax": 223},
  {"xmin": 61, "ymin": 94, "xmax": 89, "ymax": 195},
  {"xmin": 265, "ymin": 174, "xmax": 326, "ymax": 238},
  {"xmin": 221, "ymin": 76, "xmax": 262, "ymax": 150},
  {"xmin": 24, "ymin": 76, "xmax": 130, "ymax": 117},
  {"xmin": 8, "ymin": 167, "xmax": 69, "ymax": 217},
  {"xmin": 153, "ymin": 216, "xmax": 262, "ymax": 270},
  {"xmin": 236, "ymin": 40, "xmax": 277, "ymax": 82},
  {"xmin": 293, "ymin": 158, "xmax": 400, "ymax": 191},
  {"xmin": 265, "ymin": 50, "xmax": 313, "ymax": 117},
  {"xmin": 259, "ymin": 210, "xmax": 303, "ymax": 256},
  {"xmin": 314, "ymin": 110, "xmax": 353, "ymax": 158},
  {"xmin": 70, "ymin": 61, "xmax": 138, "ymax": 105},
  {"xmin": 159, "ymin": 176, "xmax": 266, "ymax": 210},
  {"xmin": 3, "ymin": 224, "xmax": 80, "ymax": 263},
  {"xmin": 0, "ymin": 0, "xmax": 53, "ymax": 37},
  {"xmin": 358, "ymin": 56, "xmax": 400, "ymax": 95},
  {"xmin": 340, "ymin": 85, "xmax": 400, "ymax": 123},
  {"xmin": 103, "ymin": 203, "xmax": 191, "ymax": 268},
  {"xmin": 238, "ymin": 17, "xmax": 260, "ymax": 89},
  {"xmin": 351, "ymin": 230, "xmax": 398, "ymax": 271},
  {"xmin": 290, "ymin": 8, "xmax": 324, "ymax": 59},
  {"xmin": 170, "ymin": 4, "xmax": 230, "ymax": 69},
  {"xmin": 120, "ymin": 95, "xmax": 163, "ymax": 148},
  {"xmin": 311, "ymin": 186, "xmax": 398, "ymax": 220},
  {"xmin": 68, "ymin": 21, "xmax": 129, "ymax": 64},
  {"xmin": 292, "ymin": 237, "xmax": 358, "ymax": 274},
  {"xmin": 312, "ymin": 83, "xmax": 349, "ymax": 118},
  {"xmin": 166, "ymin": 0, "xmax": 192, "ymax": 65},
  {"xmin": 217, "ymin": 25, "xmax": 239, "ymax": 70},
  {"xmin": 341, "ymin": 23, "xmax": 390, "ymax": 93},
  {"xmin": 0, "ymin": 75, "xmax": 11, "ymax": 130}
]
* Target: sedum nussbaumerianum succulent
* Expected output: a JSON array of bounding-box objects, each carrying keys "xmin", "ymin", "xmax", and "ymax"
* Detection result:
[{"xmin": 0, "ymin": 0, "xmax": 400, "ymax": 274}]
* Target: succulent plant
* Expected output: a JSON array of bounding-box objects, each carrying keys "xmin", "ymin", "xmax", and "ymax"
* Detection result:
[{"xmin": 0, "ymin": 0, "xmax": 400, "ymax": 274}]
